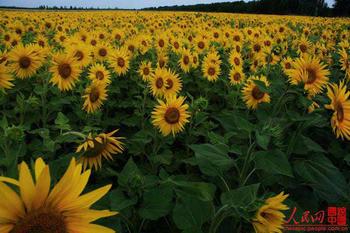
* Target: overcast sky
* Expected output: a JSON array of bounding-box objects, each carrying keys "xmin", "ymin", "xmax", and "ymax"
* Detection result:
[{"xmin": 0, "ymin": 0, "xmax": 335, "ymax": 9}]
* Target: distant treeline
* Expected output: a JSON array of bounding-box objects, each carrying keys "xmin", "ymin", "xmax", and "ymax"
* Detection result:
[
  {"xmin": 0, "ymin": 0, "xmax": 349, "ymax": 16},
  {"xmin": 144, "ymin": 0, "xmax": 350, "ymax": 17}
]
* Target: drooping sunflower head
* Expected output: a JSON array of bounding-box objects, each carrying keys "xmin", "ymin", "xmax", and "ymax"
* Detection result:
[
  {"xmin": 229, "ymin": 66, "xmax": 245, "ymax": 85},
  {"xmin": 82, "ymin": 81, "xmax": 108, "ymax": 113},
  {"xmin": 76, "ymin": 129, "xmax": 124, "ymax": 170},
  {"xmin": 252, "ymin": 192, "xmax": 289, "ymax": 233},
  {"xmin": 0, "ymin": 157, "xmax": 117, "ymax": 233},
  {"xmin": 88, "ymin": 63, "xmax": 111, "ymax": 85},
  {"xmin": 109, "ymin": 47, "xmax": 130, "ymax": 76},
  {"xmin": 138, "ymin": 61, "xmax": 154, "ymax": 82},
  {"xmin": 339, "ymin": 48, "xmax": 350, "ymax": 78},
  {"xmin": 49, "ymin": 52, "xmax": 81, "ymax": 91},
  {"xmin": 325, "ymin": 81, "xmax": 350, "ymax": 140},
  {"xmin": 8, "ymin": 44, "xmax": 45, "ymax": 79},
  {"xmin": 242, "ymin": 75, "xmax": 271, "ymax": 110},
  {"xmin": 152, "ymin": 95, "xmax": 190, "ymax": 136}
]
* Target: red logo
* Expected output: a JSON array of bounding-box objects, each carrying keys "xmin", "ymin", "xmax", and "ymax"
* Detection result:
[{"xmin": 284, "ymin": 207, "xmax": 348, "ymax": 231}]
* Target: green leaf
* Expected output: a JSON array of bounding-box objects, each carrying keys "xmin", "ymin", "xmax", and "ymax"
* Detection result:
[
  {"xmin": 190, "ymin": 143, "xmax": 234, "ymax": 177},
  {"xmin": 55, "ymin": 112, "xmax": 71, "ymax": 131},
  {"xmin": 294, "ymin": 154, "xmax": 350, "ymax": 202},
  {"xmin": 253, "ymin": 79, "xmax": 269, "ymax": 93},
  {"xmin": 109, "ymin": 188, "xmax": 138, "ymax": 211},
  {"xmin": 302, "ymin": 136, "xmax": 325, "ymax": 153},
  {"xmin": 118, "ymin": 158, "xmax": 143, "ymax": 188},
  {"xmin": 170, "ymin": 179, "xmax": 216, "ymax": 202},
  {"xmin": 254, "ymin": 150, "xmax": 293, "ymax": 177},
  {"xmin": 138, "ymin": 184, "xmax": 173, "ymax": 220},
  {"xmin": 172, "ymin": 196, "xmax": 214, "ymax": 230},
  {"xmin": 255, "ymin": 131, "xmax": 270, "ymax": 150},
  {"xmin": 221, "ymin": 184, "xmax": 260, "ymax": 207}
]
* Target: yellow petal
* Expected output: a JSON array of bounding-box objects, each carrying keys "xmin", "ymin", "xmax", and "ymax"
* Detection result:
[{"xmin": 19, "ymin": 162, "xmax": 36, "ymax": 211}]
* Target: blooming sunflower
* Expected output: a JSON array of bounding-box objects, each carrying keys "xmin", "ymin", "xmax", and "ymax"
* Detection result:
[
  {"xmin": 109, "ymin": 48, "xmax": 130, "ymax": 76},
  {"xmin": 152, "ymin": 96, "xmax": 190, "ymax": 136},
  {"xmin": 67, "ymin": 43, "xmax": 91, "ymax": 68},
  {"xmin": 163, "ymin": 69, "xmax": 182, "ymax": 99},
  {"xmin": 82, "ymin": 81, "xmax": 108, "ymax": 113},
  {"xmin": 229, "ymin": 66, "xmax": 245, "ymax": 85},
  {"xmin": 94, "ymin": 43, "xmax": 112, "ymax": 61},
  {"xmin": 325, "ymin": 81, "xmax": 350, "ymax": 140},
  {"xmin": 138, "ymin": 61, "xmax": 153, "ymax": 82},
  {"xmin": 242, "ymin": 76, "xmax": 271, "ymax": 110},
  {"xmin": 88, "ymin": 63, "xmax": 111, "ymax": 85},
  {"xmin": 339, "ymin": 48, "xmax": 350, "ymax": 78},
  {"xmin": 202, "ymin": 62, "xmax": 221, "ymax": 82},
  {"xmin": 252, "ymin": 192, "xmax": 289, "ymax": 233},
  {"xmin": 0, "ymin": 157, "xmax": 117, "ymax": 233},
  {"xmin": 50, "ymin": 53, "xmax": 81, "ymax": 91},
  {"xmin": 281, "ymin": 57, "xmax": 294, "ymax": 74},
  {"xmin": 0, "ymin": 64, "xmax": 14, "ymax": 90},
  {"xmin": 76, "ymin": 129, "xmax": 124, "ymax": 170},
  {"xmin": 8, "ymin": 44, "xmax": 44, "ymax": 79},
  {"xmin": 229, "ymin": 51, "xmax": 243, "ymax": 68},
  {"xmin": 149, "ymin": 67, "xmax": 168, "ymax": 98},
  {"xmin": 179, "ymin": 49, "xmax": 192, "ymax": 73}
]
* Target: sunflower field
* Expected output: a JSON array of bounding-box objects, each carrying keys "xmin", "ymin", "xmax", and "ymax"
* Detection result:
[{"xmin": 0, "ymin": 10, "xmax": 350, "ymax": 233}]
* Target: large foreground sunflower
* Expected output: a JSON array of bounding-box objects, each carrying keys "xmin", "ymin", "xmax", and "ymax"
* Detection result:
[
  {"xmin": 50, "ymin": 53, "xmax": 81, "ymax": 91},
  {"xmin": 325, "ymin": 81, "xmax": 350, "ymax": 140},
  {"xmin": 152, "ymin": 96, "xmax": 190, "ymax": 136},
  {"xmin": 252, "ymin": 192, "xmax": 289, "ymax": 233},
  {"xmin": 0, "ymin": 157, "xmax": 117, "ymax": 233},
  {"xmin": 0, "ymin": 64, "xmax": 14, "ymax": 89},
  {"xmin": 76, "ymin": 129, "xmax": 124, "ymax": 170}
]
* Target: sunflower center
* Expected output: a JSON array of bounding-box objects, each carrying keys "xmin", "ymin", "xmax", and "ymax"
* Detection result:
[
  {"xmin": 91, "ymin": 39, "xmax": 97, "ymax": 46},
  {"xmin": 58, "ymin": 63, "xmax": 72, "ymax": 79},
  {"xmin": 285, "ymin": 62, "xmax": 291, "ymax": 69},
  {"xmin": 4, "ymin": 34, "xmax": 10, "ymax": 41},
  {"xmin": 19, "ymin": 56, "xmax": 31, "ymax": 69},
  {"xmin": 252, "ymin": 86, "xmax": 265, "ymax": 100},
  {"xmin": 233, "ymin": 72, "xmax": 241, "ymax": 81},
  {"xmin": 183, "ymin": 55, "xmax": 190, "ymax": 65},
  {"xmin": 299, "ymin": 44, "xmax": 307, "ymax": 53},
  {"xmin": 115, "ymin": 34, "xmax": 121, "ymax": 40},
  {"xmin": 96, "ymin": 71, "xmax": 104, "ymax": 80},
  {"xmin": 11, "ymin": 40, "xmax": 18, "ymax": 46},
  {"xmin": 99, "ymin": 48, "xmax": 107, "ymax": 57},
  {"xmin": 193, "ymin": 56, "xmax": 198, "ymax": 64},
  {"xmin": 141, "ymin": 40, "xmax": 147, "ymax": 46},
  {"xmin": 166, "ymin": 79, "xmax": 174, "ymax": 90},
  {"xmin": 208, "ymin": 67, "xmax": 216, "ymax": 76},
  {"xmin": 15, "ymin": 29, "xmax": 22, "ymax": 35},
  {"xmin": 99, "ymin": 34, "xmax": 105, "ymax": 39},
  {"xmin": 253, "ymin": 44, "xmax": 261, "ymax": 53},
  {"xmin": 83, "ymin": 139, "xmax": 107, "ymax": 158},
  {"xmin": 89, "ymin": 88, "xmax": 100, "ymax": 103},
  {"xmin": 306, "ymin": 68, "xmax": 317, "ymax": 84},
  {"xmin": 198, "ymin": 41, "xmax": 205, "ymax": 49},
  {"xmin": 74, "ymin": 51, "xmax": 84, "ymax": 61},
  {"xmin": 158, "ymin": 39, "xmax": 165, "ymax": 48},
  {"xmin": 234, "ymin": 35, "xmax": 240, "ymax": 42},
  {"xmin": 117, "ymin": 57, "xmax": 125, "ymax": 67},
  {"xmin": 336, "ymin": 102, "xmax": 344, "ymax": 122},
  {"xmin": 128, "ymin": 45, "xmax": 135, "ymax": 52},
  {"xmin": 143, "ymin": 67, "xmax": 150, "ymax": 75},
  {"xmin": 214, "ymin": 32, "xmax": 219, "ymax": 38},
  {"xmin": 156, "ymin": 77, "xmax": 163, "ymax": 88},
  {"xmin": 234, "ymin": 57, "xmax": 240, "ymax": 66},
  {"xmin": 11, "ymin": 210, "xmax": 67, "ymax": 233},
  {"xmin": 174, "ymin": 42, "xmax": 179, "ymax": 49},
  {"xmin": 159, "ymin": 60, "xmax": 165, "ymax": 68},
  {"xmin": 38, "ymin": 40, "xmax": 45, "ymax": 47},
  {"xmin": 164, "ymin": 107, "xmax": 180, "ymax": 124}
]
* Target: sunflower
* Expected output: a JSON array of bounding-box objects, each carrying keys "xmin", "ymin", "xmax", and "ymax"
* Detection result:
[
  {"xmin": 325, "ymin": 81, "xmax": 350, "ymax": 140},
  {"xmin": 149, "ymin": 67, "xmax": 168, "ymax": 97},
  {"xmin": 109, "ymin": 48, "xmax": 130, "ymax": 76},
  {"xmin": 0, "ymin": 157, "xmax": 117, "ymax": 233},
  {"xmin": 202, "ymin": 62, "xmax": 221, "ymax": 82},
  {"xmin": 229, "ymin": 51, "xmax": 243, "ymax": 68},
  {"xmin": 163, "ymin": 69, "xmax": 182, "ymax": 99},
  {"xmin": 138, "ymin": 61, "xmax": 153, "ymax": 82},
  {"xmin": 82, "ymin": 81, "xmax": 108, "ymax": 113},
  {"xmin": 0, "ymin": 64, "xmax": 14, "ymax": 90},
  {"xmin": 281, "ymin": 57, "xmax": 294, "ymax": 74},
  {"xmin": 194, "ymin": 35, "xmax": 208, "ymax": 53},
  {"xmin": 157, "ymin": 51, "xmax": 168, "ymax": 68},
  {"xmin": 179, "ymin": 48, "xmax": 192, "ymax": 73},
  {"xmin": 152, "ymin": 96, "xmax": 190, "ymax": 136},
  {"xmin": 76, "ymin": 129, "xmax": 124, "ymax": 170},
  {"xmin": 296, "ymin": 36, "xmax": 312, "ymax": 57},
  {"xmin": 242, "ymin": 75, "xmax": 271, "ymax": 109},
  {"xmin": 229, "ymin": 66, "xmax": 245, "ymax": 85},
  {"xmin": 191, "ymin": 52, "xmax": 200, "ymax": 69},
  {"xmin": 88, "ymin": 63, "xmax": 111, "ymax": 85},
  {"xmin": 252, "ymin": 192, "xmax": 289, "ymax": 233},
  {"xmin": 339, "ymin": 48, "xmax": 350, "ymax": 78},
  {"xmin": 67, "ymin": 43, "xmax": 91, "ymax": 67},
  {"xmin": 8, "ymin": 44, "xmax": 44, "ymax": 79},
  {"xmin": 50, "ymin": 53, "xmax": 81, "ymax": 91}
]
